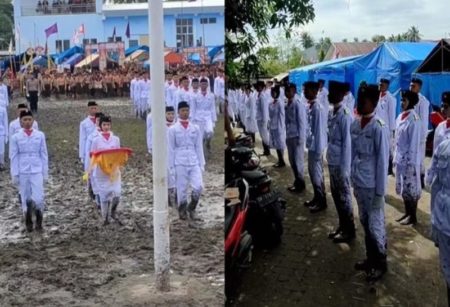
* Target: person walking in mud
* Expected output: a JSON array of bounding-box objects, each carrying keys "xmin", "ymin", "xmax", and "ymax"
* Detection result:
[
  {"xmin": 10, "ymin": 110, "xmax": 49, "ymax": 232},
  {"xmin": 147, "ymin": 106, "xmax": 177, "ymax": 207},
  {"xmin": 79, "ymin": 101, "xmax": 99, "ymax": 166},
  {"xmin": 393, "ymin": 90, "xmax": 422, "ymax": 226},
  {"xmin": 351, "ymin": 84, "xmax": 389, "ymax": 282},
  {"xmin": 25, "ymin": 73, "xmax": 40, "ymax": 113},
  {"xmin": 90, "ymin": 115, "xmax": 122, "ymax": 225},
  {"xmin": 326, "ymin": 81, "xmax": 356, "ymax": 243},
  {"xmin": 168, "ymin": 101, "xmax": 205, "ymax": 221},
  {"xmin": 0, "ymin": 103, "xmax": 7, "ymax": 170}
]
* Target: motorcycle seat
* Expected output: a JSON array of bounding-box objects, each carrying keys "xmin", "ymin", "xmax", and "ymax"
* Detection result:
[{"xmin": 241, "ymin": 170, "xmax": 269, "ymax": 185}]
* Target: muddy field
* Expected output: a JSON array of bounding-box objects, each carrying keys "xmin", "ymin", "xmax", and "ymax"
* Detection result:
[{"xmin": 0, "ymin": 97, "xmax": 224, "ymax": 306}]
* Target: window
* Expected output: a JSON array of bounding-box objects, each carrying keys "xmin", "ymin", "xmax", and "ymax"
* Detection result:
[
  {"xmin": 83, "ymin": 39, "xmax": 89, "ymax": 46},
  {"xmin": 115, "ymin": 36, "xmax": 122, "ymax": 42},
  {"xmin": 208, "ymin": 17, "xmax": 216, "ymax": 24},
  {"xmin": 200, "ymin": 18, "xmax": 208, "ymax": 24},
  {"xmin": 83, "ymin": 39, "xmax": 97, "ymax": 46},
  {"xmin": 129, "ymin": 39, "xmax": 138, "ymax": 48},
  {"xmin": 107, "ymin": 37, "xmax": 121, "ymax": 42},
  {"xmin": 107, "ymin": 37, "xmax": 114, "ymax": 43},
  {"xmin": 55, "ymin": 40, "xmax": 62, "ymax": 53},
  {"xmin": 176, "ymin": 18, "xmax": 193, "ymax": 48},
  {"xmin": 200, "ymin": 17, "xmax": 217, "ymax": 24},
  {"xmin": 91, "ymin": 38, "xmax": 97, "ymax": 44},
  {"xmin": 63, "ymin": 40, "xmax": 70, "ymax": 51}
]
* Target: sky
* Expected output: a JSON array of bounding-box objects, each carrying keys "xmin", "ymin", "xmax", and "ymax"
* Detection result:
[{"xmin": 271, "ymin": 0, "xmax": 450, "ymax": 43}]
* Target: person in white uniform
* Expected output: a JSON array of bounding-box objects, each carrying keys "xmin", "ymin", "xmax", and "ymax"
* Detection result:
[
  {"xmin": 192, "ymin": 78, "xmax": 217, "ymax": 159},
  {"xmin": 168, "ymin": 101, "xmax": 205, "ymax": 220},
  {"xmin": 0, "ymin": 78, "xmax": 9, "ymax": 110},
  {"xmin": 79, "ymin": 101, "xmax": 99, "ymax": 165},
  {"xmin": 214, "ymin": 69, "xmax": 225, "ymax": 113},
  {"xmin": 147, "ymin": 106, "xmax": 177, "ymax": 207},
  {"xmin": 377, "ymin": 78, "xmax": 397, "ymax": 176},
  {"xmin": 254, "ymin": 81, "xmax": 271, "ymax": 156},
  {"xmin": 139, "ymin": 73, "xmax": 151, "ymax": 120},
  {"xmin": 175, "ymin": 76, "xmax": 193, "ymax": 113},
  {"xmin": 90, "ymin": 115, "xmax": 121, "ymax": 225},
  {"xmin": 410, "ymin": 78, "xmax": 430, "ymax": 187},
  {"xmin": 433, "ymin": 92, "xmax": 450, "ymax": 152},
  {"xmin": 130, "ymin": 73, "xmax": 140, "ymax": 118},
  {"xmin": 10, "ymin": 110, "xmax": 48, "ymax": 232},
  {"xmin": 0, "ymin": 103, "xmax": 8, "ymax": 170},
  {"xmin": 393, "ymin": 90, "xmax": 422, "ymax": 226},
  {"xmin": 9, "ymin": 103, "xmax": 39, "ymax": 139},
  {"xmin": 244, "ymin": 84, "xmax": 258, "ymax": 143}
]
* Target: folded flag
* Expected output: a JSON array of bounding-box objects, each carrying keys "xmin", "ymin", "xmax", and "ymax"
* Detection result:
[{"xmin": 83, "ymin": 147, "xmax": 133, "ymax": 182}]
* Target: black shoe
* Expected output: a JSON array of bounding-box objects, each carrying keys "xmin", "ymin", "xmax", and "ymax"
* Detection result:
[
  {"xmin": 304, "ymin": 199, "xmax": 315, "ymax": 208},
  {"xmin": 332, "ymin": 232, "xmax": 355, "ymax": 244},
  {"xmin": 400, "ymin": 215, "xmax": 417, "ymax": 226},
  {"xmin": 35, "ymin": 210, "xmax": 43, "ymax": 231},
  {"xmin": 328, "ymin": 227, "xmax": 341, "ymax": 239},
  {"xmin": 366, "ymin": 267, "xmax": 387, "ymax": 282},
  {"xmin": 287, "ymin": 186, "xmax": 304, "ymax": 193},
  {"xmin": 421, "ymin": 174, "xmax": 425, "ymax": 189},
  {"xmin": 309, "ymin": 203, "xmax": 327, "ymax": 213},
  {"xmin": 179, "ymin": 202, "xmax": 188, "ymax": 220},
  {"xmin": 354, "ymin": 259, "xmax": 370, "ymax": 272},
  {"xmin": 25, "ymin": 201, "xmax": 33, "ymax": 232},
  {"xmin": 273, "ymin": 162, "xmax": 286, "ymax": 168}
]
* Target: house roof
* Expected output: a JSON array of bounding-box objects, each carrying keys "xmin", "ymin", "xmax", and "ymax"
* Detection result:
[{"xmin": 324, "ymin": 42, "xmax": 378, "ymax": 60}]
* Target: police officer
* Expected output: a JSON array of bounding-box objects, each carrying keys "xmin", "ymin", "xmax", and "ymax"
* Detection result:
[
  {"xmin": 351, "ymin": 84, "xmax": 389, "ymax": 282},
  {"xmin": 303, "ymin": 81, "xmax": 328, "ymax": 213},
  {"xmin": 284, "ymin": 83, "xmax": 307, "ymax": 193},
  {"xmin": 10, "ymin": 110, "xmax": 49, "ymax": 232},
  {"xmin": 326, "ymin": 81, "xmax": 355, "ymax": 243},
  {"xmin": 268, "ymin": 85, "xmax": 286, "ymax": 167},
  {"xmin": 410, "ymin": 78, "xmax": 430, "ymax": 187},
  {"xmin": 394, "ymin": 90, "xmax": 422, "ymax": 225},
  {"xmin": 377, "ymin": 78, "xmax": 396, "ymax": 176},
  {"xmin": 433, "ymin": 92, "xmax": 450, "ymax": 152},
  {"xmin": 168, "ymin": 101, "xmax": 205, "ymax": 220},
  {"xmin": 426, "ymin": 138, "xmax": 450, "ymax": 306}
]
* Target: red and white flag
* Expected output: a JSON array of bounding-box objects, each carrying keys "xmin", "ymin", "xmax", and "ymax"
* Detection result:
[{"xmin": 78, "ymin": 24, "xmax": 85, "ymax": 35}]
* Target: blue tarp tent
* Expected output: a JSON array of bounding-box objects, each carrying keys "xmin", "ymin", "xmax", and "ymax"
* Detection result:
[
  {"xmin": 125, "ymin": 45, "xmax": 149, "ymax": 57},
  {"xmin": 188, "ymin": 53, "xmax": 201, "ymax": 64},
  {"xmin": 353, "ymin": 42, "xmax": 435, "ymax": 114},
  {"xmin": 63, "ymin": 53, "xmax": 84, "ymax": 66},
  {"xmin": 289, "ymin": 55, "xmax": 360, "ymax": 91},
  {"xmin": 55, "ymin": 46, "xmax": 84, "ymax": 64},
  {"xmin": 413, "ymin": 39, "xmax": 450, "ymax": 107},
  {"xmin": 208, "ymin": 45, "xmax": 224, "ymax": 62}
]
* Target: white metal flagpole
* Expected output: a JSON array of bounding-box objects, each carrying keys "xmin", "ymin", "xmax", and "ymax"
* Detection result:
[{"xmin": 149, "ymin": 0, "xmax": 170, "ymax": 291}]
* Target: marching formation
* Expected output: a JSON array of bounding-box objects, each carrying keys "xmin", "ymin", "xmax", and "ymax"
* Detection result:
[{"xmin": 228, "ymin": 77, "xmax": 450, "ymax": 295}]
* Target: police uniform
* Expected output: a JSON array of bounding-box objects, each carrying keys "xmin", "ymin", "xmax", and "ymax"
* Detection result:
[
  {"xmin": 304, "ymin": 82, "xmax": 328, "ymax": 212},
  {"xmin": 394, "ymin": 91, "xmax": 422, "ymax": 225},
  {"xmin": 351, "ymin": 84, "xmax": 389, "ymax": 280},
  {"xmin": 285, "ymin": 91, "xmax": 307, "ymax": 191},
  {"xmin": 168, "ymin": 102, "xmax": 205, "ymax": 220},
  {"xmin": 426, "ymin": 138, "xmax": 450, "ymax": 299},
  {"xmin": 326, "ymin": 81, "xmax": 355, "ymax": 242},
  {"xmin": 10, "ymin": 116, "xmax": 48, "ymax": 232}
]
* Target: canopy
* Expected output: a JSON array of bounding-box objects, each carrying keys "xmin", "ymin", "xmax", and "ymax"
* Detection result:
[
  {"xmin": 188, "ymin": 53, "xmax": 201, "ymax": 64},
  {"xmin": 272, "ymin": 72, "xmax": 288, "ymax": 82},
  {"xmin": 55, "ymin": 46, "xmax": 84, "ymax": 64},
  {"xmin": 63, "ymin": 53, "xmax": 84, "ymax": 66},
  {"xmin": 208, "ymin": 45, "xmax": 224, "ymax": 61},
  {"xmin": 416, "ymin": 39, "xmax": 450, "ymax": 73},
  {"xmin": 212, "ymin": 51, "xmax": 224, "ymax": 63},
  {"xmin": 75, "ymin": 53, "xmax": 100, "ymax": 68},
  {"xmin": 125, "ymin": 45, "xmax": 149, "ymax": 57},
  {"xmin": 124, "ymin": 49, "xmax": 149, "ymax": 62}
]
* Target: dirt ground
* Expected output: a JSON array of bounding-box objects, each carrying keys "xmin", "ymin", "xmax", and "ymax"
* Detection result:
[
  {"xmin": 227, "ymin": 137, "xmax": 448, "ymax": 307},
  {"xmin": 0, "ymin": 97, "xmax": 224, "ymax": 306}
]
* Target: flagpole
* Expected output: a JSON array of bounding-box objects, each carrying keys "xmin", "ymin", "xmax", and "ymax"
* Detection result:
[{"xmin": 149, "ymin": 0, "xmax": 170, "ymax": 292}]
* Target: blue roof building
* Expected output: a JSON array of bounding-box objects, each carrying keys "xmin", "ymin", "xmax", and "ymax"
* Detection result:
[{"xmin": 12, "ymin": 0, "xmax": 224, "ymax": 55}]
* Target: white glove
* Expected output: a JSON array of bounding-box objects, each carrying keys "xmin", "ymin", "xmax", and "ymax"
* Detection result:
[
  {"xmin": 12, "ymin": 176, "xmax": 19, "ymax": 185},
  {"xmin": 372, "ymin": 194, "xmax": 385, "ymax": 209}
]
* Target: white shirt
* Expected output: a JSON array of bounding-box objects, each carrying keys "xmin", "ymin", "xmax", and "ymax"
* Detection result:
[{"xmin": 10, "ymin": 129, "xmax": 48, "ymax": 177}]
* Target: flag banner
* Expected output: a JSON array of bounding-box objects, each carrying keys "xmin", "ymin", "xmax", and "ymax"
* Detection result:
[
  {"xmin": 45, "ymin": 23, "xmax": 58, "ymax": 38},
  {"xmin": 83, "ymin": 147, "xmax": 133, "ymax": 182},
  {"xmin": 125, "ymin": 21, "xmax": 130, "ymax": 39}
]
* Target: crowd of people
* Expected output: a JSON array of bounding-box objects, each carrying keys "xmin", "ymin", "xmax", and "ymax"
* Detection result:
[
  {"xmin": 227, "ymin": 77, "xmax": 450, "ymax": 302},
  {"xmin": 35, "ymin": 0, "xmax": 95, "ymax": 15}
]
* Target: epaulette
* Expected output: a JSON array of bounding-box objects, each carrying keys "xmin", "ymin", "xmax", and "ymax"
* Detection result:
[{"xmin": 376, "ymin": 118, "xmax": 385, "ymax": 126}]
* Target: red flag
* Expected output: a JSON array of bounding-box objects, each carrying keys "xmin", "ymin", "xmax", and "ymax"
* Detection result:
[
  {"xmin": 45, "ymin": 23, "xmax": 58, "ymax": 38},
  {"xmin": 125, "ymin": 22, "xmax": 130, "ymax": 39}
]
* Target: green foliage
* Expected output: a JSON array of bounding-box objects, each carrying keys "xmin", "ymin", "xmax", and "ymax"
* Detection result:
[
  {"xmin": 0, "ymin": 0, "xmax": 13, "ymax": 50},
  {"xmin": 226, "ymin": 0, "xmax": 315, "ymax": 83},
  {"xmin": 300, "ymin": 32, "xmax": 314, "ymax": 49}
]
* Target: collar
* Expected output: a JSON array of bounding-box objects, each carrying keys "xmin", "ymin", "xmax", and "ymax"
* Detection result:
[
  {"xmin": 179, "ymin": 119, "xmax": 189, "ymax": 129},
  {"xmin": 447, "ymin": 119, "xmax": 450, "ymax": 129},
  {"xmin": 24, "ymin": 128, "xmax": 33, "ymax": 136},
  {"xmin": 401, "ymin": 111, "xmax": 410, "ymax": 121}
]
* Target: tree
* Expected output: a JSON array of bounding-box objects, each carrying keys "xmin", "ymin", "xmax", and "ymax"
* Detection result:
[
  {"xmin": 353, "ymin": 37, "xmax": 359, "ymax": 42},
  {"xmin": 300, "ymin": 31, "xmax": 314, "ymax": 49},
  {"xmin": 226, "ymin": 0, "xmax": 315, "ymax": 83},
  {"xmin": 0, "ymin": 0, "xmax": 13, "ymax": 50},
  {"xmin": 257, "ymin": 46, "xmax": 280, "ymax": 61},
  {"xmin": 342, "ymin": 38, "xmax": 348, "ymax": 43},
  {"xmin": 371, "ymin": 35, "xmax": 386, "ymax": 43},
  {"xmin": 406, "ymin": 26, "xmax": 421, "ymax": 42}
]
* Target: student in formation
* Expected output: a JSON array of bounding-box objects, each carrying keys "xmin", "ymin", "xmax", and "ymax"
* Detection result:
[
  {"xmin": 254, "ymin": 81, "xmax": 271, "ymax": 156},
  {"xmin": 268, "ymin": 85, "xmax": 286, "ymax": 167},
  {"xmin": 376, "ymin": 78, "xmax": 396, "ymax": 176},
  {"xmin": 168, "ymin": 101, "xmax": 205, "ymax": 220},
  {"xmin": 351, "ymin": 84, "xmax": 389, "ymax": 282},
  {"xmin": 84, "ymin": 112, "xmax": 104, "ymax": 206},
  {"xmin": 214, "ymin": 69, "xmax": 225, "ymax": 113},
  {"xmin": 426, "ymin": 137, "xmax": 450, "ymax": 306},
  {"xmin": 10, "ymin": 110, "xmax": 48, "ymax": 232},
  {"xmin": 0, "ymin": 78, "xmax": 9, "ymax": 109},
  {"xmin": 393, "ymin": 90, "xmax": 422, "ymax": 225},
  {"xmin": 0, "ymin": 102, "xmax": 7, "ymax": 170},
  {"xmin": 326, "ymin": 81, "xmax": 355, "ymax": 243},
  {"xmin": 284, "ymin": 83, "xmax": 307, "ymax": 193},
  {"xmin": 433, "ymin": 92, "xmax": 450, "ymax": 152},
  {"xmin": 79, "ymin": 101, "xmax": 99, "ymax": 165},
  {"xmin": 303, "ymin": 81, "xmax": 328, "ymax": 213},
  {"xmin": 90, "ymin": 115, "xmax": 121, "ymax": 225},
  {"xmin": 9, "ymin": 103, "xmax": 39, "ymax": 139},
  {"xmin": 175, "ymin": 76, "xmax": 193, "ymax": 113},
  {"xmin": 139, "ymin": 73, "xmax": 151, "ymax": 120},
  {"xmin": 130, "ymin": 72, "xmax": 140, "ymax": 118},
  {"xmin": 192, "ymin": 78, "xmax": 217, "ymax": 159},
  {"xmin": 147, "ymin": 106, "xmax": 177, "ymax": 207}
]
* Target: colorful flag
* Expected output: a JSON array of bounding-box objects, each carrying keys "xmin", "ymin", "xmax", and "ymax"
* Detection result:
[
  {"xmin": 112, "ymin": 27, "xmax": 116, "ymax": 40},
  {"xmin": 45, "ymin": 23, "xmax": 58, "ymax": 38},
  {"xmin": 125, "ymin": 21, "xmax": 130, "ymax": 39},
  {"xmin": 72, "ymin": 30, "xmax": 81, "ymax": 45},
  {"xmin": 83, "ymin": 147, "xmax": 133, "ymax": 182}
]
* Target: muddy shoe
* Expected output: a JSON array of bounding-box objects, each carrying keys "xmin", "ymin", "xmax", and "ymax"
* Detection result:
[
  {"xmin": 35, "ymin": 210, "xmax": 43, "ymax": 231},
  {"xmin": 188, "ymin": 210, "xmax": 201, "ymax": 221},
  {"xmin": 328, "ymin": 227, "xmax": 341, "ymax": 239},
  {"xmin": 25, "ymin": 201, "xmax": 34, "ymax": 232},
  {"xmin": 332, "ymin": 232, "xmax": 355, "ymax": 244},
  {"xmin": 111, "ymin": 197, "xmax": 119, "ymax": 219},
  {"xmin": 0, "ymin": 164, "xmax": 5, "ymax": 171},
  {"xmin": 178, "ymin": 202, "xmax": 188, "ymax": 220},
  {"xmin": 366, "ymin": 267, "xmax": 387, "ymax": 282},
  {"xmin": 354, "ymin": 259, "xmax": 371, "ymax": 272}
]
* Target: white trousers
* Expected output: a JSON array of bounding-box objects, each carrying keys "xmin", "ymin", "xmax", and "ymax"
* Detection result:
[
  {"xmin": 175, "ymin": 165, "xmax": 203, "ymax": 204},
  {"xmin": 0, "ymin": 135, "xmax": 4, "ymax": 164},
  {"xmin": 19, "ymin": 173, "xmax": 44, "ymax": 212}
]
